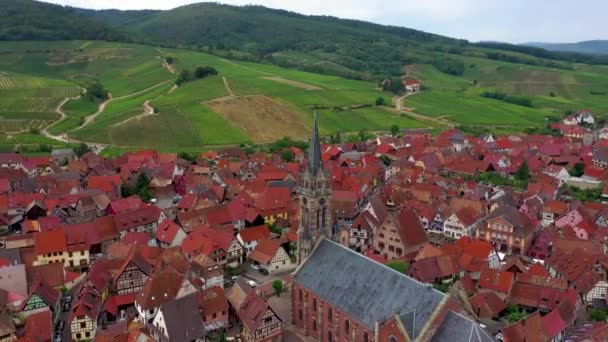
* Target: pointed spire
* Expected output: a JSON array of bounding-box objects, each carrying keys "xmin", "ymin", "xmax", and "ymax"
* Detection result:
[{"xmin": 308, "ymin": 111, "xmax": 322, "ymax": 175}]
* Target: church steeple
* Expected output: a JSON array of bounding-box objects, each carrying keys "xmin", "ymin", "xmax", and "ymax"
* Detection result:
[
  {"xmin": 307, "ymin": 111, "xmax": 322, "ymax": 176},
  {"xmin": 297, "ymin": 112, "xmax": 332, "ymax": 265}
]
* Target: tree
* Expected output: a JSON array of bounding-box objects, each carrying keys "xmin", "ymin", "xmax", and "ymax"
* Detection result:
[
  {"xmin": 176, "ymin": 69, "xmax": 193, "ymax": 86},
  {"xmin": 74, "ymin": 143, "xmax": 91, "ymax": 157},
  {"xmin": 515, "ymin": 161, "xmax": 531, "ymax": 182},
  {"xmin": 194, "ymin": 66, "xmax": 218, "ymax": 79},
  {"xmin": 379, "ymin": 154, "xmax": 391, "ymax": 166},
  {"xmin": 375, "ymin": 97, "xmax": 385, "ymax": 106},
  {"xmin": 216, "ymin": 330, "xmax": 226, "ymax": 342},
  {"xmin": 280, "ymin": 150, "xmax": 294, "ymax": 163},
  {"xmin": 504, "ymin": 304, "xmax": 527, "ymax": 323},
  {"xmin": 390, "ymin": 124, "xmax": 400, "ymax": 137},
  {"xmin": 569, "ymin": 162, "xmax": 585, "ymax": 177},
  {"xmin": 385, "ymin": 260, "xmax": 409, "ymax": 273},
  {"xmin": 165, "ymin": 56, "xmax": 174, "ymax": 65},
  {"xmin": 86, "ymin": 81, "xmax": 108, "ymax": 102},
  {"xmin": 590, "ymin": 308, "xmax": 607, "ymax": 322},
  {"xmin": 272, "ymin": 279, "xmax": 283, "ymax": 297},
  {"xmin": 329, "ymin": 133, "xmax": 342, "ymax": 144},
  {"xmin": 38, "ymin": 144, "xmax": 52, "ymax": 153},
  {"xmin": 178, "ymin": 152, "xmax": 195, "ymax": 162}
]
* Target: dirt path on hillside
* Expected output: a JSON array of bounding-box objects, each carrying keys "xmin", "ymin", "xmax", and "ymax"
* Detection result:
[
  {"xmin": 161, "ymin": 59, "xmax": 176, "ymax": 74},
  {"xmin": 395, "ymin": 92, "xmax": 455, "ymax": 128},
  {"xmin": 222, "ymin": 77, "xmax": 235, "ymax": 97},
  {"xmin": 40, "ymin": 93, "xmax": 82, "ymax": 139},
  {"xmin": 39, "ymin": 92, "xmax": 108, "ymax": 152},
  {"xmin": 168, "ymin": 84, "xmax": 178, "ymax": 94},
  {"xmin": 111, "ymin": 100, "xmax": 155, "ymax": 126},
  {"xmin": 74, "ymin": 79, "xmax": 172, "ymax": 132}
]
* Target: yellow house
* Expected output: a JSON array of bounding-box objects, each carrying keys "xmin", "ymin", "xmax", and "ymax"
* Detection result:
[{"xmin": 33, "ymin": 229, "xmax": 90, "ymax": 271}]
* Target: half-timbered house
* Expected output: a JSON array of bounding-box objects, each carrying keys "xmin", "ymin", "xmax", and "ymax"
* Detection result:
[{"xmin": 113, "ymin": 250, "xmax": 152, "ymax": 295}]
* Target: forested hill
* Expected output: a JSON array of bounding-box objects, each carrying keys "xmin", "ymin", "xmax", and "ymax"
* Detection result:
[
  {"xmin": 0, "ymin": 0, "xmax": 128, "ymax": 41},
  {"xmin": 523, "ymin": 40, "xmax": 608, "ymax": 55},
  {"xmin": 78, "ymin": 3, "xmax": 608, "ymax": 77},
  {"xmin": 2, "ymin": 0, "xmax": 608, "ymax": 79}
]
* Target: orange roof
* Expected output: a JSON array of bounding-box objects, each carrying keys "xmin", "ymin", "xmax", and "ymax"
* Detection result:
[
  {"xmin": 34, "ymin": 229, "xmax": 67, "ymax": 256},
  {"xmin": 238, "ymin": 225, "xmax": 271, "ymax": 243},
  {"xmin": 249, "ymin": 239, "xmax": 281, "ymax": 264}
]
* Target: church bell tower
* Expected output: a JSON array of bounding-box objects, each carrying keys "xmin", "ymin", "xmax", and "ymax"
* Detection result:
[{"xmin": 297, "ymin": 112, "xmax": 332, "ymax": 264}]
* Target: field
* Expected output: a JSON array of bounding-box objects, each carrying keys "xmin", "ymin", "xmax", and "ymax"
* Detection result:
[
  {"xmin": 208, "ymin": 95, "xmax": 310, "ymax": 142},
  {"xmin": 1, "ymin": 40, "xmax": 608, "ymax": 151}
]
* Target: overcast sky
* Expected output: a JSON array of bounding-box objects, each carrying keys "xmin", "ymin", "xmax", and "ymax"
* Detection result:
[{"xmin": 40, "ymin": 0, "xmax": 607, "ymax": 43}]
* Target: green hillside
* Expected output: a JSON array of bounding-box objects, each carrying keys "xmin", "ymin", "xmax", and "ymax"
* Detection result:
[{"xmin": 0, "ymin": 0, "xmax": 126, "ymax": 41}]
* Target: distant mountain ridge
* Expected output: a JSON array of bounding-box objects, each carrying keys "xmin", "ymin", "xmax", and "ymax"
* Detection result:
[
  {"xmin": 3, "ymin": 0, "xmax": 608, "ymax": 79},
  {"xmin": 523, "ymin": 40, "xmax": 608, "ymax": 55}
]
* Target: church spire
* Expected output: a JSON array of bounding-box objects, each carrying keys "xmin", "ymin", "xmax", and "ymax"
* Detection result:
[{"xmin": 308, "ymin": 111, "xmax": 322, "ymax": 176}]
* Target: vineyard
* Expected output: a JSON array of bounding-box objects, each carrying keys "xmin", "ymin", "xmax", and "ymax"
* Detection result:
[
  {"xmin": 0, "ymin": 97, "xmax": 63, "ymax": 112},
  {"xmin": 0, "ymin": 75, "xmax": 14, "ymax": 89},
  {"xmin": 0, "ymin": 119, "xmax": 54, "ymax": 133}
]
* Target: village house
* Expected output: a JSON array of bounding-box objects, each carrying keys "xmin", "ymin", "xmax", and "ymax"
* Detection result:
[
  {"xmin": 150, "ymin": 292, "xmax": 206, "ymax": 342},
  {"xmin": 248, "ymin": 239, "xmax": 293, "ymax": 275},
  {"xmin": 236, "ymin": 291, "xmax": 282, "ymax": 342},
  {"xmin": 475, "ymin": 205, "xmax": 537, "ymax": 255},
  {"xmin": 373, "ymin": 208, "xmax": 428, "ymax": 261},
  {"xmin": 114, "ymin": 205, "xmax": 164, "ymax": 239},
  {"xmin": 237, "ymin": 225, "xmax": 272, "ymax": 255},
  {"xmin": 443, "ymin": 207, "xmax": 483, "ymax": 239}
]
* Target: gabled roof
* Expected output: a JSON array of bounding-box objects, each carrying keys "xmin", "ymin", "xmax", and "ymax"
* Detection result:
[
  {"xmin": 238, "ymin": 225, "xmax": 271, "ymax": 243},
  {"xmin": 155, "ymin": 218, "xmax": 182, "ymax": 244},
  {"xmin": 249, "ymin": 239, "xmax": 281, "ymax": 264},
  {"xmin": 34, "ymin": 229, "xmax": 67, "ymax": 255},
  {"xmin": 159, "ymin": 293, "xmax": 206, "ymax": 341},
  {"xmin": 294, "ymin": 239, "xmax": 444, "ymax": 336},
  {"xmin": 136, "ymin": 267, "xmax": 185, "ymax": 310},
  {"xmin": 431, "ymin": 311, "xmax": 496, "ymax": 342},
  {"xmin": 237, "ymin": 291, "xmax": 279, "ymax": 333}
]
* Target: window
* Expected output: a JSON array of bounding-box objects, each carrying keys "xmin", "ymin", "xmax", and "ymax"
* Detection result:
[
  {"xmin": 81, "ymin": 251, "xmax": 85, "ymax": 256},
  {"xmin": 363, "ymin": 332, "xmax": 369, "ymax": 342},
  {"xmin": 69, "ymin": 252, "xmax": 73, "ymax": 257},
  {"xmin": 328, "ymin": 308, "xmax": 333, "ymax": 322},
  {"xmin": 85, "ymin": 332, "xmax": 90, "ymax": 338},
  {"xmin": 299, "ymin": 289, "xmax": 303, "ymax": 302},
  {"xmin": 344, "ymin": 319, "xmax": 350, "ymax": 335},
  {"xmin": 80, "ymin": 322, "xmax": 86, "ymax": 328},
  {"xmin": 389, "ymin": 336, "xmax": 398, "ymax": 342},
  {"xmin": 328, "ymin": 330, "xmax": 333, "ymax": 342},
  {"xmin": 313, "ymin": 298, "xmax": 317, "ymax": 312},
  {"xmin": 299, "ymin": 309, "xmax": 303, "ymax": 321},
  {"xmin": 313, "ymin": 319, "xmax": 317, "ymax": 331},
  {"xmin": 76, "ymin": 333, "xmax": 81, "ymax": 339}
]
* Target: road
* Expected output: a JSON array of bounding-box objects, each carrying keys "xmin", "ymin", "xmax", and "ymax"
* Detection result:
[
  {"xmin": 394, "ymin": 92, "xmax": 455, "ymax": 128},
  {"xmin": 39, "ymin": 80, "xmax": 173, "ymax": 151}
]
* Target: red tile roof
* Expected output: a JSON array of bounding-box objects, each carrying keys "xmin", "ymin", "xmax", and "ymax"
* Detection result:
[
  {"xmin": 155, "ymin": 219, "xmax": 181, "ymax": 244},
  {"xmin": 238, "ymin": 225, "xmax": 271, "ymax": 243},
  {"xmin": 478, "ymin": 268, "xmax": 515, "ymax": 293},
  {"xmin": 34, "ymin": 229, "xmax": 67, "ymax": 256},
  {"xmin": 87, "ymin": 175, "xmax": 121, "ymax": 193},
  {"xmin": 113, "ymin": 205, "xmax": 161, "ymax": 232},
  {"xmin": 249, "ymin": 239, "xmax": 281, "ymax": 264}
]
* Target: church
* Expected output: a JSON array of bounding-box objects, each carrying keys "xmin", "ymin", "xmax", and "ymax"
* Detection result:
[{"xmin": 292, "ymin": 115, "xmax": 495, "ymax": 342}]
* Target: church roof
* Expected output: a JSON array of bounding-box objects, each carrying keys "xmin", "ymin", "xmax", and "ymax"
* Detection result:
[
  {"xmin": 294, "ymin": 239, "xmax": 444, "ymax": 336},
  {"xmin": 431, "ymin": 311, "xmax": 496, "ymax": 342}
]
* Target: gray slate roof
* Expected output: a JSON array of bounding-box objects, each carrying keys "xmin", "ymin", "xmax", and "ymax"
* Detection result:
[
  {"xmin": 160, "ymin": 293, "xmax": 206, "ymax": 342},
  {"xmin": 431, "ymin": 311, "xmax": 496, "ymax": 342},
  {"xmin": 294, "ymin": 239, "xmax": 444, "ymax": 337}
]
